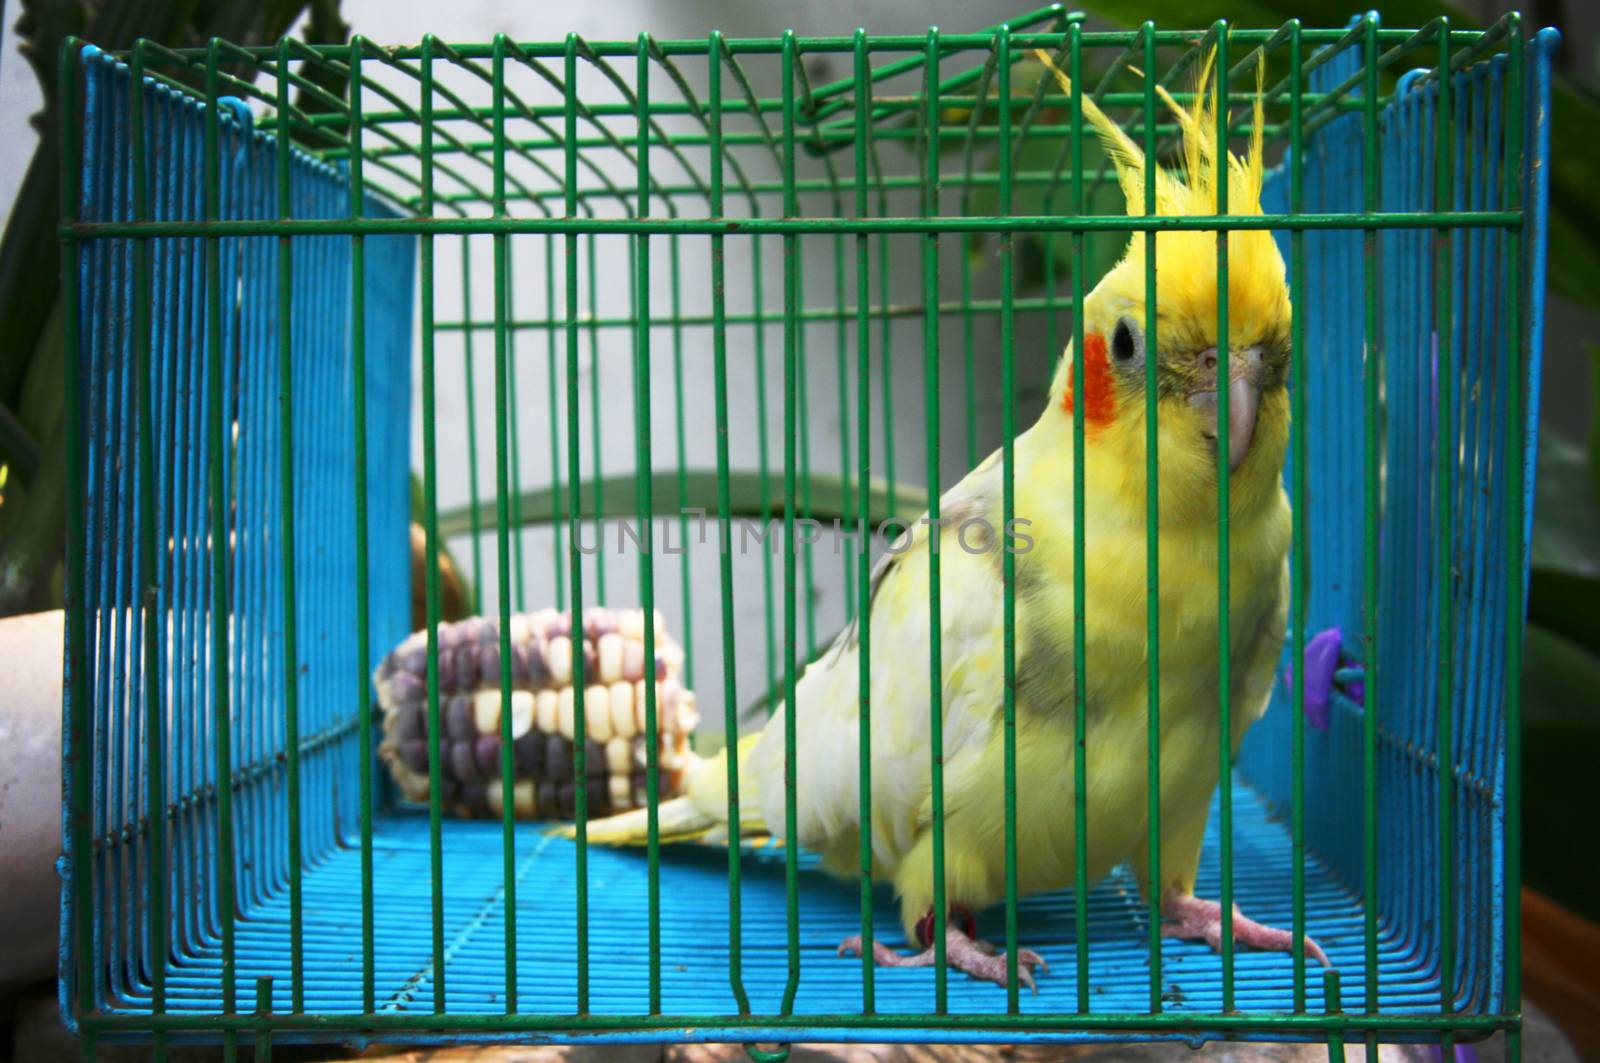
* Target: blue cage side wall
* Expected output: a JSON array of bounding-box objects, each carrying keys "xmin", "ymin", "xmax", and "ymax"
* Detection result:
[
  {"xmin": 1240, "ymin": 33, "xmax": 1553, "ymax": 1017},
  {"xmin": 64, "ymin": 47, "xmax": 415, "ymax": 1017}
]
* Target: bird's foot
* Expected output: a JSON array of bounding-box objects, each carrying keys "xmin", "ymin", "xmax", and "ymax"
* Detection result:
[
  {"xmin": 1160, "ymin": 889, "xmax": 1331, "ymax": 967},
  {"xmin": 837, "ymin": 927, "xmax": 1048, "ymax": 991}
]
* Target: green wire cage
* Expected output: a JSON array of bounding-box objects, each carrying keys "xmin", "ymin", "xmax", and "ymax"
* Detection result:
[{"xmin": 60, "ymin": 5, "xmax": 1553, "ymax": 1058}]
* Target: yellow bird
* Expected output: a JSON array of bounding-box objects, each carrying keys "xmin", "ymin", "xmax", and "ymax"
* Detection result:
[{"xmin": 561, "ymin": 47, "xmax": 1326, "ymax": 989}]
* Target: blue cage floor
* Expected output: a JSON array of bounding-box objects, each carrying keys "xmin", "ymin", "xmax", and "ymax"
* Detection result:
[{"xmin": 122, "ymin": 776, "xmax": 1444, "ymax": 1029}]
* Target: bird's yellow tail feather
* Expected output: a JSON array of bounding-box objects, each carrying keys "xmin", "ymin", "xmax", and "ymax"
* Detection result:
[
  {"xmin": 546, "ymin": 733, "xmax": 765, "ymax": 845},
  {"xmin": 546, "ymin": 796, "xmax": 719, "ymax": 845}
]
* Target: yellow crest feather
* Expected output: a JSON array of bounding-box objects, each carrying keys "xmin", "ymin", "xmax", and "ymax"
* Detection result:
[
  {"xmin": 1031, "ymin": 45, "xmax": 1268, "ymax": 217},
  {"xmin": 1030, "ymin": 45, "xmax": 1288, "ymax": 347}
]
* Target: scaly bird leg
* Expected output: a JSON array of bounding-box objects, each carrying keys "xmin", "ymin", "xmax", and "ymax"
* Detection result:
[
  {"xmin": 1161, "ymin": 889, "xmax": 1331, "ymax": 967},
  {"xmin": 838, "ymin": 911, "xmax": 1048, "ymax": 991}
]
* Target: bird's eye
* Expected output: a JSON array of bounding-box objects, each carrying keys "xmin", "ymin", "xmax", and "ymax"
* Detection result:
[{"xmin": 1111, "ymin": 318, "xmax": 1142, "ymax": 365}]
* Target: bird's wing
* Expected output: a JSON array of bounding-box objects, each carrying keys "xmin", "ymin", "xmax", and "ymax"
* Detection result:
[{"xmin": 748, "ymin": 449, "xmax": 1013, "ymax": 867}]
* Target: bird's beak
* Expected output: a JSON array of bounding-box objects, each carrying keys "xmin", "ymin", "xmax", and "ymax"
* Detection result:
[
  {"xmin": 1187, "ymin": 346, "xmax": 1265, "ymax": 474},
  {"xmin": 1224, "ymin": 374, "xmax": 1261, "ymax": 474}
]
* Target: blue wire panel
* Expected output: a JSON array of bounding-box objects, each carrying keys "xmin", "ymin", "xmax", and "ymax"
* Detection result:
[
  {"xmin": 1239, "ymin": 26, "xmax": 1558, "ymax": 1020},
  {"xmin": 67, "ymin": 47, "xmax": 414, "ymax": 1018}
]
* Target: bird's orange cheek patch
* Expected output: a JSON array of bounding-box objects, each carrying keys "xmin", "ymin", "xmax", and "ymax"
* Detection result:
[{"xmin": 1060, "ymin": 332, "xmax": 1117, "ymax": 428}]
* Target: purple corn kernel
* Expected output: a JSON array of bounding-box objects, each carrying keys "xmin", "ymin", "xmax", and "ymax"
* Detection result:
[
  {"xmin": 537, "ymin": 780, "xmax": 558, "ymax": 816},
  {"xmin": 510, "ymin": 643, "xmax": 531, "ymax": 686},
  {"xmin": 587, "ymin": 776, "xmax": 610, "ymax": 815},
  {"xmin": 444, "ymin": 695, "xmax": 476, "ymax": 742},
  {"xmin": 474, "ymin": 735, "xmax": 502, "ymax": 778},
  {"xmin": 393, "ymin": 704, "xmax": 425, "ymax": 742},
  {"xmin": 386, "ymin": 670, "xmax": 425, "ymax": 708},
  {"xmin": 524, "ymin": 640, "xmax": 550, "ymax": 688},
  {"xmin": 455, "ymin": 617, "xmax": 488, "ymax": 645},
  {"xmin": 393, "ymin": 630, "xmax": 426, "ymax": 657},
  {"xmin": 558, "ymin": 781, "xmax": 577, "ymax": 819},
  {"xmin": 436, "ymin": 621, "xmax": 462, "ymax": 652},
  {"xmin": 515, "ymin": 731, "xmax": 544, "ymax": 776},
  {"xmin": 479, "ymin": 642, "xmax": 501, "ymax": 684},
  {"xmin": 459, "ymin": 781, "xmax": 488, "ymax": 814},
  {"xmin": 449, "ymin": 739, "xmax": 480, "ymax": 782},
  {"xmin": 436, "ymin": 777, "xmax": 461, "ymax": 804},
  {"xmin": 545, "ymin": 735, "xmax": 572, "ymax": 781},
  {"xmin": 655, "ymin": 655, "xmax": 668, "ymax": 682},
  {"xmin": 454, "ymin": 646, "xmax": 479, "ymax": 689},
  {"xmin": 434, "ymin": 646, "xmax": 458, "ymax": 692},
  {"xmin": 585, "ymin": 740, "xmax": 607, "ymax": 778},
  {"xmin": 399, "ymin": 738, "xmax": 429, "ymax": 774},
  {"xmin": 399, "ymin": 639, "xmax": 429, "ymax": 675},
  {"xmin": 584, "ymin": 607, "xmax": 617, "ymax": 640}
]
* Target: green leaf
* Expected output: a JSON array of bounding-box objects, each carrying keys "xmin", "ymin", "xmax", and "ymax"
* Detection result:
[
  {"xmin": 1532, "ymin": 431, "xmax": 1600, "ymax": 579},
  {"xmin": 1542, "ymin": 81, "xmax": 1600, "ymax": 304},
  {"xmin": 1544, "ymin": 205, "xmax": 1600, "ymax": 306},
  {"xmin": 1589, "ymin": 344, "xmax": 1600, "ymax": 509},
  {"xmin": 1522, "ymin": 625, "xmax": 1600, "ymax": 923},
  {"xmin": 1529, "ymin": 567, "xmax": 1600, "ymax": 658},
  {"xmin": 0, "ymin": 417, "xmax": 65, "ymax": 616},
  {"xmin": 0, "ymin": 0, "xmax": 344, "ymax": 618}
]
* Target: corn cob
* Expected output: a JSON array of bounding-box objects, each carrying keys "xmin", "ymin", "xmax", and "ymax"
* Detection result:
[{"xmin": 374, "ymin": 607, "xmax": 698, "ymax": 820}]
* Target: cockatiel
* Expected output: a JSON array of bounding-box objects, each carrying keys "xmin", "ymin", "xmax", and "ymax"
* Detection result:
[{"xmin": 562, "ymin": 47, "xmax": 1326, "ymax": 988}]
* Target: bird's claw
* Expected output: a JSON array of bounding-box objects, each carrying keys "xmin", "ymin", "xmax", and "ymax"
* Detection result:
[
  {"xmin": 1160, "ymin": 890, "xmax": 1332, "ymax": 968},
  {"xmin": 836, "ymin": 930, "xmax": 1048, "ymax": 991}
]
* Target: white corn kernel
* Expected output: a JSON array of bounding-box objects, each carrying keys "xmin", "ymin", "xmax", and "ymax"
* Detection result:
[
  {"xmin": 597, "ymin": 633, "xmax": 623, "ymax": 684},
  {"xmin": 530, "ymin": 608, "xmax": 560, "ymax": 640},
  {"xmin": 513, "ymin": 779, "xmax": 536, "ymax": 819},
  {"xmin": 585, "ymin": 685, "xmax": 613, "ymax": 743},
  {"xmin": 608, "ymin": 681, "xmax": 635, "ymax": 738},
  {"xmin": 548, "ymin": 636, "xmax": 573, "ymax": 685},
  {"xmin": 659, "ymin": 679, "xmax": 680, "ymax": 736},
  {"xmin": 618, "ymin": 609, "xmax": 644, "ymax": 641},
  {"xmin": 558, "ymin": 685, "xmax": 576, "ymax": 739},
  {"xmin": 634, "ymin": 680, "xmax": 649, "ymax": 735},
  {"xmin": 535, "ymin": 689, "xmax": 558, "ymax": 735},
  {"xmin": 621, "ymin": 638, "xmax": 645, "ymax": 682},
  {"xmin": 472, "ymin": 689, "xmax": 501, "ymax": 735},
  {"xmin": 508, "ymin": 690, "xmax": 534, "ymax": 740}
]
